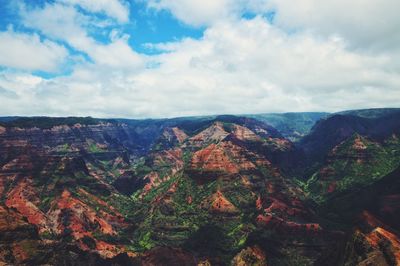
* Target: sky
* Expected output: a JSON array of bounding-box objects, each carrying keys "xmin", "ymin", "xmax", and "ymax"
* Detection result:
[{"xmin": 0, "ymin": 0, "xmax": 399, "ymax": 118}]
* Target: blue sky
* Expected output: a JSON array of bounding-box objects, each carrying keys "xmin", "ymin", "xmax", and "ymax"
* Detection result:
[
  {"xmin": 0, "ymin": 0, "xmax": 399, "ymax": 118},
  {"xmin": 0, "ymin": 0, "xmax": 205, "ymax": 76}
]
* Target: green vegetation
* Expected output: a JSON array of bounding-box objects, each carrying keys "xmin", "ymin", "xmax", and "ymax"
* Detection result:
[
  {"xmin": 305, "ymin": 134, "xmax": 400, "ymax": 203},
  {"xmin": 88, "ymin": 142, "xmax": 104, "ymax": 153},
  {"xmin": 273, "ymin": 247, "xmax": 313, "ymax": 266},
  {"xmin": 58, "ymin": 143, "xmax": 71, "ymax": 152},
  {"xmin": 39, "ymin": 231, "xmax": 55, "ymax": 240},
  {"xmin": 133, "ymin": 158, "xmax": 153, "ymax": 177},
  {"xmin": 2, "ymin": 111, "xmax": 400, "ymax": 265}
]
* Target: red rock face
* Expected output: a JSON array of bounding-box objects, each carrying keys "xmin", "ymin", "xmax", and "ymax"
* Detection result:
[
  {"xmin": 264, "ymin": 198, "xmax": 304, "ymax": 217},
  {"xmin": 365, "ymin": 227, "xmax": 400, "ymax": 263},
  {"xmin": 232, "ymin": 124, "xmax": 261, "ymax": 142},
  {"xmin": 190, "ymin": 140, "xmax": 274, "ymax": 177},
  {"xmin": 50, "ymin": 190, "xmax": 122, "ymax": 238},
  {"xmin": 347, "ymin": 227, "xmax": 400, "ymax": 266},
  {"xmin": 191, "ymin": 143, "xmax": 240, "ymax": 174},
  {"xmin": 0, "ymin": 146, "xmax": 132, "ymax": 259},
  {"xmin": 3, "ymin": 181, "xmax": 129, "ymax": 259},
  {"xmin": 161, "ymin": 127, "xmax": 188, "ymax": 146},
  {"xmin": 344, "ymin": 210, "xmax": 400, "ymax": 265},
  {"xmin": 256, "ymin": 214, "xmax": 321, "ymax": 233},
  {"xmin": 142, "ymin": 171, "xmax": 162, "ymax": 194},
  {"xmin": 77, "ymin": 188, "xmax": 125, "ymax": 222},
  {"xmin": 11, "ymin": 241, "xmax": 30, "ymax": 262},
  {"xmin": 330, "ymin": 134, "xmax": 375, "ymax": 158},
  {"xmin": 1, "ymin": 155, "xmax": 35, "ymax": 173},
  {"xmin": 5, "ymin": 179, "xmax": 50, "ymax": 233},
  {"xmin": 256, "ymin": 196, "xmax": 262, "ymax": 210},
  {"xmin": 219, "ymin": 141, "xmax": 264, "ymax": 170},
  {"xmin": 201, "ymin": 190, "xmax": 238, "ymax": 214},
  {"xmin": 48, "ymin": 189, "xmax": 127, "ymax": 258},
  {"xmin": 153, "ymin": 148, "xmax": 184, "ymax": 171},
  {"xmin": 171, "ymin": 127, "xmax": 188, "ymax": 143},
  {"xmin": 352, "ymin": 135, "xmax": 367, "ymax": 150},
  {"xmin": 189, "ymin": 122, "xmax": 229, "ymax": 146},
  {"xmin": 94, "ymin": 240, "xmax": 128, "ymax": 259}
]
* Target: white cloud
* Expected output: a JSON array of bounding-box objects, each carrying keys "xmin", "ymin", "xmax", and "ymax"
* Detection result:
[
  {"xmin": 146, "ymin": 0, "xmax": 400, "ymax": 52},
  {"xmin": 20, "ymin": 3, "xmax": 90, "ymax": 48},
  {"xmin": 265, "ymin": 0, "xmax": 400, "ymax": 51},
  {"xmin": 0, "ymin": 71, "xmax": 45, "ymax": 115},
  {"xmin": 1, "ymin": 16, "xmax": 399, "ymax": 118},
  {"xmin": 146, "ymin": 0, "xmax": 233, "ymax": 26},
  {"xmin": 20, "ymin": 2, "xmax": 144, "ymax": 68},
  {"xmin": 1, "ymin": 0, "xmax": 399, "ymax": 118},
  {"xmin": 144, "ymin": 0, "xmax": 271, "ymax": 26},
  {"xmin": 130, "ymin": 17, "xmax": 400, "ymax": 115},
  {"xmin": 58, "ymin": 0, "xmax": 130, "ymax": 23},
  {"xmin": 0, "ymin": 28, "xmax": 68, "ymax": 72}
]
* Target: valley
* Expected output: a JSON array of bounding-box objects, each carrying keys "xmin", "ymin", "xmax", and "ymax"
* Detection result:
[{"xmin": 0, "ymin": 108, "xmax": 399, "ymax": 265}]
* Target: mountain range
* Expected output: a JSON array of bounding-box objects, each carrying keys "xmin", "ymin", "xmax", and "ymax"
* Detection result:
[{"xmin": 0, "ymin": 108, "xmax": 399, "ymax": 265}]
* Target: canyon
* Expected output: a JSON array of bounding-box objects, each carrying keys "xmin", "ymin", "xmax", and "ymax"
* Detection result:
[{"xmin": 0, "ymin": 109, "xmax": 399, "ymax": 265}]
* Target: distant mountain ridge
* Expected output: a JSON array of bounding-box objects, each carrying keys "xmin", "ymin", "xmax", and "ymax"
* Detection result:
[
  {"xmin": 246, "ymin": 112, "xmax": 329, "ymax": 141},
  {"xmin": 2, "ymin": 108, "xmax": 397, "ymax": 141}
]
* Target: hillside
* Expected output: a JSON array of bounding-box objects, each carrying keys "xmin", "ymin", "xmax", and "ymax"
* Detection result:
[{"xmin": 0, "ymin": 108, "xmax": 399, "ymax": 265}]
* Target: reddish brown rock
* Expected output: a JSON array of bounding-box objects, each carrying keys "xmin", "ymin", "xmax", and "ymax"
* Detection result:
[
  {"xmin": 141, "ymin": 171, "xmax": 165, "ymax": 198},
  {"xmin": 232, "ymin": 124, "xmax": 261, "ymax": 142},
  {"xmin": 264, "ymin": 198, "xmax": 304, "ymax": 216},
  {"xmin": 154, "ymin": 148, "xmax": 184, "ymax": 172},
  {"xmin": 346, "ymin": 227, "xmax": 400, "ymax": 266},
  {"xmin": 94, "ymin": 240, "xmax": 126, "ymax": 259},
  {"xmin": 232, "ymin": 245, "xmax": 267, "ymax": 266},
  {"xmin": 189, "ymin": 122, "xmax": 229, "ymax": 145},
  {"xmin": 49, "ymin": 190, "xmax": 121, "ymax": 239},
  {"xmin": 352, "ymin": 135, "xmax": 368, "ymax": 150},
  {"xmin": 5, "ymin": 179, "xmax": 50, "ymax": 233},
  {"xmin": 256, "ymin": 214, "xmax": 321, "ymax": 233},
  {"xmin": 172, "ymin": 127, "xmax": 189, "ymax": 143},
  {"xmin": 190, "ymin": 140, "xmax": 271, "ymax": 176},
  {"xmin": 219, "ymin": 141, "xmax": 262, "ymax": 170},
  {"xmin": 161, "ymin": 127, "xmax": 189, "ymax": 146},
  {"xmin": 46, "ymin": 190, "xmax": 127, "ymax": 258},
  {"xmin": 12, "ymin": 241, "xmax": 31, "ymax": 262},
  {"xmin": 256, "ymin": 195, "xmax": 263, "ymax": 210},
  {"xmin": 1, "ymin": 155, "xmax": 35, "ymax": 173},
  {"xmin": 191, "ymin": 143, "xmax": 239, "ymax": 174},
  {"xmin": 201, "ymin": 190, "xmax": 238, "ymax": 214}
]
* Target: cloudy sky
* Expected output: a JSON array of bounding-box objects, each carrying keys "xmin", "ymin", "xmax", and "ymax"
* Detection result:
[{"xmin": 0, "ymin": 0, "xmax": 399, "ymax": 118}]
